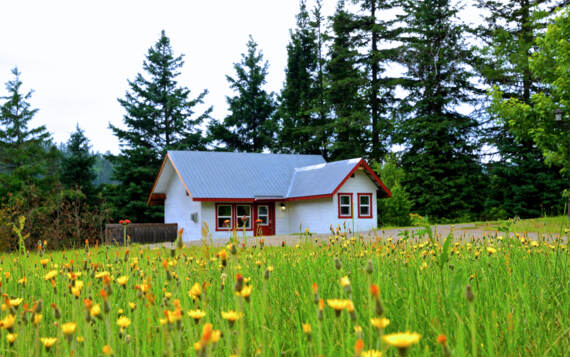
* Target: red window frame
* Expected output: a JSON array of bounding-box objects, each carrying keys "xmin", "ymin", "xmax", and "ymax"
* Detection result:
[
  {"xmin": 337, "ymin": 193, "xmax": 353, "ymax": 219},
  {"xmin": 357, "ymin": 193, "xmax": 373, "ymax": 218},
  {"xmin": 215, "ymin": 203, "xmax": 253, "ymax": 231}
]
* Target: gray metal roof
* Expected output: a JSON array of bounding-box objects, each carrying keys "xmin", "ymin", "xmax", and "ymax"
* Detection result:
[
  {"xmin": 286, "ymin": 158, "xmax": 363, "ymax": 198},
  {"xmin": 167, "ymin": 151, "xmax": 326, "ymax": 199}
]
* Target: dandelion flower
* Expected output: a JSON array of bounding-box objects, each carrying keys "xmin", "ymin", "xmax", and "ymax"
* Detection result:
[
  {"xmin": 221, "ymin": 310, "xmax": 242, "ymax": 327},
  {"xmin": 116, "ymin": 276, "xmax": 129, "ymax": 286},
  {"xmin": 40, "ymin": 337, "xmax": 58, "ymax": 351},
  {"xmin": 61, "ymin": 322, "xmax": 77, "ymax": 335},
  {"xmin": 117, "ymin": 316, "xmax": 131, "ymax": 328},
  {"xmin": 187, "ymin": 309, "xmax": 206, "ymax": 323},
  {"xmin": 361, "ymin": 350, "xmax": 382, "ymax": 357},
  {"xmin": 383, "ymin": 332, "xmax": 421, "ymax": 353},
  {"xmin": 0, "ymin": 314, "xmax": 16, "ymax": 330},
  {"xmin": 371, "ymin": 317, "xmax": 390, "ymax": 329},
  {"xmin": 188, "ymin": 283, "xmax": 202, "ymax": 300},
  {"xmin": 6, "ymin": 333, "xmax": 16, "ymax": 345},
  {"xmin": 44, "ymin": 270, "xmax": 57, "ymax": 280}
]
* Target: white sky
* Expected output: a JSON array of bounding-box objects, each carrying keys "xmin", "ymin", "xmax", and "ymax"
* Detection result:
[{"xmin": 0, "ymin": 0, "xmax": 337, "ymax": 154}]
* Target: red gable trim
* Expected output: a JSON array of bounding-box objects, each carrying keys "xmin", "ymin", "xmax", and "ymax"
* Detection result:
[
  {"xmin": 330, "ymin": 159, "xmax": 392, "ymax": 198},
  {"xmin": 286, "ymin": 159, "xmax": 391, "ymax": 201}
]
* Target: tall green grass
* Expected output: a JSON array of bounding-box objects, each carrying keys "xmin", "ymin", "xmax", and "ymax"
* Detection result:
[{"xmin": 0, "ymin": 231, "xmax": 567, "ymax": 356}]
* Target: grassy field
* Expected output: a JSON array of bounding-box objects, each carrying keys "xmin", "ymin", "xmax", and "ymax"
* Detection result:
[
  {"xmin": 468, "ymin": 215, "xmax": 570, "ymax": 234},
  {"xmin": 0, "ymin": 228, "xmax": 568, "ymax": 356}
]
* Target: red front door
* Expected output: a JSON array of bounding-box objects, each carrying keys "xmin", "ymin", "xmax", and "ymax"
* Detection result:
[{"xmin": 254, "ymin": 203, "xmax": 275, "ymax": 236}]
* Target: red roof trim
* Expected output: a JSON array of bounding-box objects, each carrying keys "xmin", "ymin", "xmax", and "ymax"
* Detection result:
[
  {"xmin": 330, "ymin": 159, "xmax": 392, "ymax": 198},
  {"xmin": 285, "ymin": 194, "xmax": 331, "ymax": 202}
]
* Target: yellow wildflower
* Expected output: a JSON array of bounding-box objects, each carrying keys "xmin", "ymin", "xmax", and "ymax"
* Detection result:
[
  {"xmin": 61, "ymin": 322, "xmax": 77, "ymax": 335},
  {"xmin": 117, "ymin": 316, "xmax": 131, "ymax": 328},
  {"xmin": 371, "ymin": 317, "xmax": 390, "ymax": 329},
  {"xmin": 383, "ymin": 332, "xmax": 422, "ymax": 350},
  {"xmin": 44, "ymin": 270, "xmax": 57, "ymax": 280}
]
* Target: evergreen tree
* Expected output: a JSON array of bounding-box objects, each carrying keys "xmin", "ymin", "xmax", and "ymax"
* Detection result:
[
  {"xmin": 396, "ymin": 0, "xmax": 484, "ymax": 220},
  {"xmin": 326, "ymin": 1, "xmax": 370, "ymax": 160},
  {"xmin": 109, "ymin": 30, "xmax": 212, "ymax": 222},
  {"xmin": 0, "ymin": 67, "xmax": 58, "ymax": 199},
  {"xmin": 474, "ymin": 0, "xmax": 566, "ymax": 218},
  {"xmin": 60, "ymin": 125, "xmax": 97, "ymax": 201},
  {"xmin": 209, "ymin": 36, "xmax": 276, "ymax": 152},
  {"xmin": 351, "ymin": 0, "xmax": 400, "ymax": 161},
  {"xmin": 278, "ymin": 0, "xmax": 332, "ymax": 158}
]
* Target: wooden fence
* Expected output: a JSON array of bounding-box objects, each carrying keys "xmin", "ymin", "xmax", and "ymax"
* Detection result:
[{"xmin": 104, "ymin": 223, "xmax": 178, "ymax": 245}]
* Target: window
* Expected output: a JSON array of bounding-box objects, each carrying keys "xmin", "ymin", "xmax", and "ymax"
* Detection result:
[
  {"xmin": 216, "ymin": 204, "xmax": 233, "ymax": 230},
  {"xmin": 236, "ymin": 205, "xmax": 251, "ymax": 229},
  {"xmin": 257, "ymin": 205, "xmax": 269, "ymax": 225},
  {"xmin": 338, "ymin": 193, "xmax": 353, "ymax": 218},
  {"xmin": 358, "ymin": 193, "xmax": 373, "ymax": 218}
]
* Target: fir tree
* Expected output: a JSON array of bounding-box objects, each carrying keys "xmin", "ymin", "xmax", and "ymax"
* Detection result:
[
  {"xmin": 209, "ymin": 36, "xmax": 276, "ymax": 152},
  {"xmin": 109, "ymin": 30, "xmax": 212, "ymax": 222},
  {"xmin": 326, "ymin": 1, "xmax": 371, "ymax": 160},
  {"xmin": 278, "ymin": 0, "xmax": 332, "ymax": 158},
  {"xmin": 351, "ymin": 0, "xmax": 400, "ymax": 161},
  {"xmin": 395, "ymin": 0, "xmax": 484, "ymax": 220},
  {"xmin": 60, "ymin": 125, "xmax": 97, "ymax": 202},
  {"xmin": 0, "ymin": 67, "xmax": 58, "ymax": 199}
]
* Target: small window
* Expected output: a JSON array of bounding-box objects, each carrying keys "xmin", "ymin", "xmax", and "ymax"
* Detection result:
[
  {"xmin": 338, "ymin": 193, "xmax": 352, "ymax": 218},
  {"xmin": 257, "ymin": 205, "xmax": 269, "ymax": 226},
  {"xmin": 217, "ymin": 205, "xmax": 232, "ymax": 230},
  {"xmin": 236, "ymin": 205, "xmax": 251, "ymax": 229},
  {"xmin": 358, "ymin": 193, "xmax": 372, "ymax": 218}
]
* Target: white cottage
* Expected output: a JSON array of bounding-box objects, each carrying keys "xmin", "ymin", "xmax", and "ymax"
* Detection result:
[{"xmin": 147, "ymin": 151, "xmax": 391, "ymax": 242}]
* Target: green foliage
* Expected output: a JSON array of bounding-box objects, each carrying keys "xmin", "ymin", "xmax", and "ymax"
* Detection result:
[
  {"xmin": 109, "ymin": 30, "xmax": 212, "ymax": 222},
  {"xmin": 278, "ymin": 0, "xmax": 332, "ymax": 158},
  {"xmin": 209, "ymin": 36, "xmax": 276, "ymax": 152},
  {"xmin": 372, "ymin": 158, "xmax": 412, "ymax": 227},
  {"xmin": 489, "ymin": 7, "xmax": 569, "ymax": 171},
  {"xmin": 395, "ymin": 0, "xmax": 485, "ymax": 221},
  {"xmin": 0, "ymin": 67, "xmax": 59, "ymax": 199},
  {"xmin": 12, "ymin": 215, "xmax": 29, "ymax": 255},
  {"xmin": 60, "ymin": 125, "xmax": 97, "ymax": 203},
  {"xmin": 326, "ymin": 2, "xmax": 369, "ymax": 160}
]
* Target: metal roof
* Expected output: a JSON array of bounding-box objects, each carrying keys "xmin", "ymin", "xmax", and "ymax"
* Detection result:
[
  {"xmin": 167, "ymin": 151, "xmax": 325, "ymax": 199},
  {"xmin": 286, "ymin": 158, "xmax": 363, "ymax": 198},
  {"xmin": 151, "ymin": 151, "xmax": 391, "ymax": 201}
]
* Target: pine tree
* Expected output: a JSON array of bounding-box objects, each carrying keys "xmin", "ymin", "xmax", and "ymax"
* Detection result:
[
  {"xmin": 209, "ymin": 36, "xmax": 276, "ymax": 152},
  {"xmin": 395, "ymin": 0, "xmax": 484, "ymax": 220},
  {"xmin": 60, "ymin": 125, "xmax": 97, "ymax": 202},
  {"xmin": 326, "ymin": 1, "xmax": 370, "ymax": 160},
  {"xmin": 474, "ymin": 0, "xmax": 567, "ymax": 218},
  {"xmin": 109, "ymin": 30, "xmax": 212, "ymax": 222},
  {"xmin": 0, "ymin": 67, "xmax": 58, "ymax": 199},
  {"xmin": 278, "ymin": 0, "xmax": 332, "ymax": 158}
]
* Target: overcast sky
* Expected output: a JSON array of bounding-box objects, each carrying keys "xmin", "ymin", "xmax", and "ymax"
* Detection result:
[{"xmin": 0, "ymin": 0, "xmax": 338, "ymax": 154}]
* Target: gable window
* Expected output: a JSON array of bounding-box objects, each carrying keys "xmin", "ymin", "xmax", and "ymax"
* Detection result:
[
  {"xmin": 236, "ymin": 205, "xmax": 252, "ymax": 229},
  {"xmin": 358, "ymin": 193, "xmax": 373, "ymax": 218},
  {"xmin": 216, "ymin": 204, "xmax": 233, "ymax": 230},
  {"xmin": 338, "ymin": 193, "xmax": 353, "ymax": 218}
]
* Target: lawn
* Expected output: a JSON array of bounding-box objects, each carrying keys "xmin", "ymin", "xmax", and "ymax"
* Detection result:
[
  {"xmin": 467, "ymin": 215, "xmax": 569, "ymax": 234},
  {"xmin": 0, "ymin": 228, "xmax": 568, "ymax": 356}
]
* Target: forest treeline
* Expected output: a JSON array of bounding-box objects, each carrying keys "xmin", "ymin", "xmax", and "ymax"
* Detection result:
[{"xmin": 0, "ymin": 0, "xmax": 568, "ymax": 249}]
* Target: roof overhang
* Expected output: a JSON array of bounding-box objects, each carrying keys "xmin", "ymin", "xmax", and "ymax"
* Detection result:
[{"xmin": 146, "ymin": 153, "xmax": 193, "ymax": 206}]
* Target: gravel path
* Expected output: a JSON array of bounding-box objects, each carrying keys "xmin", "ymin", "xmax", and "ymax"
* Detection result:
[{"xmin": 147, "ymin": 223, "xmax": 565, "ymax": 248}]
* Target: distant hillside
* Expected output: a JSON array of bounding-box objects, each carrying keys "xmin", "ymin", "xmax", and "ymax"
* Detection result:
[{"xmin": 93, "ymin": 153, "xmax": 116, "ymax": 186}]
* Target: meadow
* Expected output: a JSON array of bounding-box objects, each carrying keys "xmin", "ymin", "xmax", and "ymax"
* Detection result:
[{"xmin": 0, "ymin": 224, "xmax": 568, "ymax": 356}]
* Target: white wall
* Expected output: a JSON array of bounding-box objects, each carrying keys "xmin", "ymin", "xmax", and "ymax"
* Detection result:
[
  {"xmin": 287, "ymin": 169, "xmax": 378, "ymax": 234},
  {"xmin": 164, "ymin": 174, "xmax": 202, "ymax": 242},
  {"xmin": 181, "ymin": 169, "xmax": 378, "ymax": 238}
]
